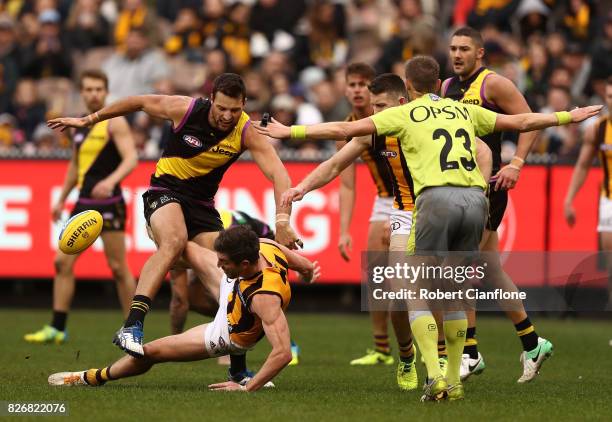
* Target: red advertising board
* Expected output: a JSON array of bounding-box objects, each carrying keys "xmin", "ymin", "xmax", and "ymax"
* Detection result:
[{"xmin": 0, "ymin": 161, "xmax": 603, "ymax": 284}]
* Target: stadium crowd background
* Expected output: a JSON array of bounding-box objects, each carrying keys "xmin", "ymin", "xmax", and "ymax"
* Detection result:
[{"xmin": 0, "ymin": 0, "xmax": 609, "ymax": 163}]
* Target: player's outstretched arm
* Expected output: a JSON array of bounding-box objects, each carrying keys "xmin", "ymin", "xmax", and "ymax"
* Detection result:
[
  {"xmin": 494, "ymin": 105, "xmax": 603, "ymax": 133},
  {"xmin": 245, "ymin": 124, "xmax": 301, "ymax": 249},
  {"xmin": 564, "ymin": 121, "xmax": 599, "ymax": 226},
  {"xmin": 47, "ymin": 95, "xmax": 192, "ymax": 131},
  {"xmin": 281, "ymin": 137, "xmax": 369, "ymax": 207},
  {"xmin": 254, "ymin": 116, "xmax": 377, "ymax": 140},
  {"xmin": 260, "ymin": 238, "xmax": 320, "ymax": 283},
  {"xmin": 475, "ymin": 138, "xmax": 493, "ymax": 183}
]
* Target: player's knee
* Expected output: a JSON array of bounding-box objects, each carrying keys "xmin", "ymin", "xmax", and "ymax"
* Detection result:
[
  {"xmin": 142, "ymin": 343, "xmax": 162, "ymax": 362},
  {"xmin": 108, "ymin": 259, "xmax": 127, "ymax": 281},
  {"xmin": 160, "ymin": 232, "xmax": 188, "ymax": 257},
  {"xmin": 54, "ymin": 255, "xmax": 73, "ymax": 275}
]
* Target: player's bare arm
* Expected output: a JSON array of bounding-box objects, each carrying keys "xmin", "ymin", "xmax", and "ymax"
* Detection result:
[
  {"xmin": 486, "ymin": 75, "xmax": 539, "ymax": 191},
  {"xmin": 255, "ymin": 116, "xmax": 377, "ymax": 141},
  {"xmin": 475, "ymin": 138, "xmax": 493, "ymax": 183},
  {"xmin": 91, "ymin": 117, "xmax": 138, "ymax": 199},
  {"xmin": 564, "ymin": 121, "xmax": 599, "ymax": 226},
  {"xmin": 260, "ymin": 238, "xmax": 321, "ymax": 283},
  {"xmin": 244, "ymin": 124, "xmax": 300, "ymax": 249},
  {"xmin": 337, "ymin": 140, "xmax": 356, "ymax": 262},
  {"xmin": 281, "ymin": 137, "xmax": 370, "ymax": 207},
  {"xmin": 494, "ymin": 105, "xmax": 603, "ymax": 133},
  {"xmin": 209, "ymin": 294, "xmax": 292, "ymax": 392},
  {"xmin": 47, "ymin": 95, "xmax": 192, "ymax": 131},
  {"xmin": 52, "ymin": 149, "xmax": 78, "ymax": 222}
]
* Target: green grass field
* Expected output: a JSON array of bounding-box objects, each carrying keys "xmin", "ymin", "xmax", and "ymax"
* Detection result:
[{"xmin": 2, "ymin": 309, "xmax": 611, "ymax": 421}]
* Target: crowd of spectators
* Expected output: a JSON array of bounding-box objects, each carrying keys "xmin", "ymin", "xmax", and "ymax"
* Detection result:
[{"xmin": 0, "ymin": 0, "xmax": 609, "ymax": 163}]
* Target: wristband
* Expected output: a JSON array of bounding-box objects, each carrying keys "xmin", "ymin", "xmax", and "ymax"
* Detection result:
[
  {"xmin": 555, "ymin": 111, "xmax": 572, "ymax": 125},
  {"xmin": 276, "ymin": 213, "xmax": 290, "ymax": 224},
  {"xmin": 506, "ymin": 164, "xmax": 521, "ymax": 171},
  {"xmin": 512, "ymin": 155, "xmax": 525, "ymax": 164},
  {"xmin": 290, "ymin": 125, "xmax": 307, "ymax": 139}
]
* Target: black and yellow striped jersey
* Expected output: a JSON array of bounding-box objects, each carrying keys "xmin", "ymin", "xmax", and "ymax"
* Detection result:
[
  {"xmin": 596, "ymin": 115, "xmax": 612, "ymax": 199},
  {"xmin": 344, "ymin": 113, "xmax": 394, "ymax": 198},
  {"xmin": 371, "ymin": 135, "xmax": 415, "ymax": 210},
  {"xmin": 443, "ymin": 67, "xmax": 503, "ymax": 174},
  {"xmin": 219, "ymin": 210, "xmax": 275, "ymax": 239},
  {"xmin": 151, "ymin": 98, "xmax": 249, "ymax": 200},
  {"xmin": 227, "ymin": 241, "xmax": 291, "ymax": 347},
  {"xmin": 73, "ymin": 120, "xmax": 122, "ymax": 199}
]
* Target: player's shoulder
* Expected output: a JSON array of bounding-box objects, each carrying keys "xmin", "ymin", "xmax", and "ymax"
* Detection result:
[{"xmin": 483, "ymin": 71, "xmax": 518, "ymax": 96}]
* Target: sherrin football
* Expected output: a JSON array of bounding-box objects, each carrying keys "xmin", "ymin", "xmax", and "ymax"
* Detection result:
[{"xmin": 58, "ymin": 210, "xmax": 103, "ymax": 255}]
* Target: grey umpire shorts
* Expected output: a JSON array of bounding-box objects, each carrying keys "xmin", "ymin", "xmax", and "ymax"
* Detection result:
[{"xmin": 409, "ymin": 186, "xmax": 488, "ymax": 254}]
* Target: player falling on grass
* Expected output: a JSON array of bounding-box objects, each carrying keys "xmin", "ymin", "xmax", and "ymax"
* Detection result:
[
  {"xmin": 170, "ymin": 209, "xmax": 303, "ymax": 368},
  {"xmin": 443, "ymin": 26, "xmax": 552, "ymax": 383},
  {"xmin": 257, "ymin": 55, "xmax": 601, "ymax": 401},
  {"xmin": 564, "ymin": 77, "xmax": 612, "ymax": 311},
  {"xmin": 25, "ymin": 70, "xmax": 137, "ymax": 345},
  {"xmin": 48, "ymin": 226, "xmax": 319, "ymax": 391},
  {"xmin": 48, "ymin": 73, "xmax": 301, "ymax": 358},
  {"xmin": 335, "ymin": 63, "xmax": 410, "ymax": 370}
]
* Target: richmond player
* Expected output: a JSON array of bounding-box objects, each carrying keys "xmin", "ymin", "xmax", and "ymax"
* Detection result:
[
  {"xmin": 443, "ymin": 26, "xmax": 553, "ymax": 383},
  {"xmin": 26, "ymin": 70, "xmax": 137, "ymax": 344},
  {"xmin": 258, "ymin": 55, "xmax": 600, "ymax": 401},
  {"xmin": 48, "ymin": 73, "xmax": 300, "ymax": 358},
  {"xmin": 49, "ymin": 226, "xmax": 319, "ymax": 392}
]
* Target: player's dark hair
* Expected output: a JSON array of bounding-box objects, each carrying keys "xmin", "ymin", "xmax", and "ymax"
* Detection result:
[
  {"xmin": 212, "ymin": 73, "xmax": 247, "ymax": 100},
  {"xmin": 346, "ymin": 62, "xmax": 376, "ymax": 82},
  {"xmin": 79, "ymin": 69, "xmax": 108, "ymax": 90},
  {"xmin": 369, "ymin": 73, "xmax": 407, "ymax": 98},
  {"xmin": 214, "ymin": 226, "xmax": 260, "ymax": 264},
  {"xmin": 452, "ymin": 26, "xmax": 484, "ymax": 48},
  {"xmin": 404, "ymin": 55, "xmax": 439, "ymax": 93}
]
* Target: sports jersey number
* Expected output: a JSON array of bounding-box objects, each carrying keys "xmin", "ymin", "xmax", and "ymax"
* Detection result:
[{"xmin": 433, "ymin": 128, "xmax": 476, "ymax": 172}]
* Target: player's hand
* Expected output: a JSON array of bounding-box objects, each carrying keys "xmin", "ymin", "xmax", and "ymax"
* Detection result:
[
  {"xmin": 494, "ymin": 165, "xmax": 520, "ymax": 191},
  {"xmin": 275, "ymin": 221, "xmax": 303, "ymax": 249},
  {"xmin": 299, "ymin": 260, "xmax": 320, "ymax": 283},
  {"xmin": 569, "ymin": 105, "xmax": 603, "ymax": 123},
  {"xmin": 47, "ymin": 116, "xmax": 90, "ymax": 132},
  {"xmin": 252, "ymin": 117, "xmax": 291, "ymax": 139},
  {"xmin": 208, "ymin": 381, "xmax": 246, "ymax": 392},
  {"xmin": 51, "ymin": 200, "xmax": 64, "ymax": 222},
  {"xmin": 281, "ymin": 187, "xmax": 305, "ymax": 207},
  {"xmin": 564, "ymin": 201, "xmax": 576, "ymax": 227},
  {"xmin": 91, "ymin": 178, "xmax": 114, "ymax": 199},
  {"xmin": 338, "ymin": 232, "xmax": 352, "ymax": 261}
]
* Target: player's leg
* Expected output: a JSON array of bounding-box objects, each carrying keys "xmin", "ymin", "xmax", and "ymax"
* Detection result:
[
  {"xmin": 24, "ymin": 250, "xmax": 79, "ymax": 343},
  {"xmin": 115, "ymin": 200, "xmax": 188, "ymax": 357},
  {"xmin": 101, "ymin": 231, "xmax": 136, "ymax": 317},
  {"xmin": 169, "ymin": 269, "xmax": 190, "ymax": 334},
  {"xmin": 49, "ymin": 324, "xmax": 211, "ymax": 386},
  {"xmin": 351, "ymin": 216, "xmax": 393, "ymax": 365},
  {"xmin": 601, "ymin": 232, "xmax": 612, "ymax": 308}
]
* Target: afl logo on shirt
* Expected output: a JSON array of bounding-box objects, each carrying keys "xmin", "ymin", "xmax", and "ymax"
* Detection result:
[{"xmin": 182, "ymin": 134, "xmax": 202, "ymax": 148}]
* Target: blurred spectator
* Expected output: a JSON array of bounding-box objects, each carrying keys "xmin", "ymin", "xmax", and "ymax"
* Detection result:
[
  {"xmin": 0, "ymin": 112, "xmax": 20, "ymax": 151},
  {"xmin": 27, "ymin": 122, "xmax": 60, "ymax": 155},
  {"xmin": 244, "ymin": 70, "xmax": 270, "ymax": 114},
  {"xmin": 21, "ymin": 9, "xmax": 72, "ymax": 78},
  {"xmin": 164, "ymin": 6, "xmax": 202, "ymax": 61},
  {"xmin": 0, "ymin": 15, "xmax": 19, "ymax": 65},
  {"xmin": 10, "ymin": 79, "xmax": 46, "ymax": 141},
  {"xmin": 522, "ymin": 39, "xmax": 553, "ymax": 109},
  {"xmin": 0, "ymin": 15, "xmax": 19, "ymax": 112},
  {"xmin": 588, "ymin": 11, "xmax": 612, "ymax": 102},
  {"xmin": 560, "ymin": 0, "xmax": 596, "ymax": 46},
  {"xmin": 537, "ymin": 85, "xmax": 579, "ymax": 158},
  {"xmin": 311, "ymin": 79, "xmax": 349, "ymax": 122},
  {"xmin": 467, "ymin": 0, "xmax": 521, "ymax": 32},
  {"xmin": 545, "ymin": 31, "xmax": 565, "ymax": 68},
  {"xmin": 65, "ymin": 0, "xmax": 111, "ymax": 52},
  {"xmin": 200, "ymin": 48, "xmax": 228, "ymax": 97},
  {"xmin": 261, "ymin": 50, "xmax": 292, "ymax": 82},
  {"xmin": 292, "ymin": 0, "xmax": 348, "ymax": 72},
  {"xmin": 250, "ymin": 0, "xmax": 306, "ymax": 55},
  {"xmin": 548, "ymin": 66, "xmax": 572, "ymax": 91},
  {"xmin": 377, "ymin": 20, "xmax": 439, "ymax": 74},
  {"xmin": 114, "ymin": 0, "xmax": 158, "ymax": 48},
  {"xmin": 102, "ymin": 27, "xmax": 170, "ymax": 102},
  {"xmin": 270, "ymin": 72, "xmax": 291, "ymax": 97},
  {"xmin": 561, "ymin": 42, "xmax": 590, "ymax": 101},
  {"xmin": 516, "ymin": 0, "xmax": 550, "ymax": 41}
]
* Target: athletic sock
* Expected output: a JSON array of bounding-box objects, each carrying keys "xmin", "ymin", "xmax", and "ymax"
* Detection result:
[
  {"xmin": 51, "ymin": 311, "xmax": 67, "ymax": 332},
  {"xmin": 463, "ymin": 326, "xmax": 478, "ymax": 359},
  {"xmin": 229, "ymin": 354, "xmax": 247, "ymax": 377},
  {"xmin": 514, "ymin": 317, "xmax": 539, "ymax": 352},
  {"xmin": 398, "ymin": 339, "xmax": 414, "ymax": 363},
  {"xmin": 410, "ymin": 313, "xmax": 440, "ymax": 380},
  {"xmin": 374, "ymin": 334, "xmax": 391, "ymax": 355},
  {"xmin": 83, "ymin": 366, "xmax": 113, "ymax": 386},
  {"xmin": 444, "ymin": 313, "xmax": 468, "ymax": 385},
  {"xmin": 437, "ymin": 339, "xmax": 447, "ymax": 358},
  {"xmin": 124, "ymin": 295, "xmax": 151, "ymax": 327}
]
